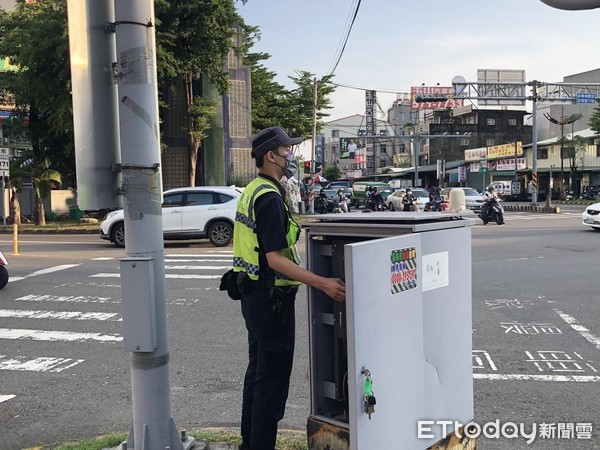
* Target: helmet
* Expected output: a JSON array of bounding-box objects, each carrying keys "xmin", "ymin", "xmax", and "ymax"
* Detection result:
[
  {"xmin": 373, "ymin": 187, "xmax": 378, "ymax": 192},
  {"xmin": 487, "ymin": 185, "xmax": 495, "ymax": 192},
  {"xmin": 406, "ymin": 188, "xmax": 412, "ymax": 193},
  {"xmin": 436, "ymin": 187, "xmax": 442, "ymax": 194}
]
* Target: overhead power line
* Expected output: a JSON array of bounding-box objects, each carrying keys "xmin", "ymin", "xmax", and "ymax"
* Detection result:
[{"xmin": 327, "ymin": 0, "xmax": 362, "ymax": 77}]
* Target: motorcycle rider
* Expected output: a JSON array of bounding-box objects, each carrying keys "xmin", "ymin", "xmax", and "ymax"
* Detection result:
[
  {"xmin": 402, "ymin": 188, "xmax": 418, "ymax": 212},
  {"xmin": 429, "ymin": 187, "xmax": 444, "ymax": 212},
  {"xmin": 334, "ymin": 187, "xmax": 348, "ymax": 213},
  {"xmin": 480, "ymin": 185, "xmax": 498, "ymax": 220},
  {"xmin": 371, "ymin": 186, "xmax": 384, "ymax": 211}
]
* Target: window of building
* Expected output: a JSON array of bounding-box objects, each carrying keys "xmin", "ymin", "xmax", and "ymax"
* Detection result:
[
  {"xmin": 596, "ymin": 145, "xmax": 600, "ymax": 157},
  {"xmin": 538, "ymin": 148, "xmax": 548, "ymax": 159},
  {"xmin": 460, "ymin": 138, "xmax": 470, "ymax": 146},
  {"xmin": 380, "ymin": 144, "xmax": 387, "ymax": 154},
  {"xmin": 508, "ymin": 118, "xmax": 517, "ymax": 126},
  {"xmin": 228, "ymin": 80, "xmax": 248, "ymax": 138},
  {"xmin": 332, "ymin": 130, "xmax": 339, "ymax": 138},
  {"xmin": 486, "ymin": 118, "xmax": 496, "ymax": 126},
  {"xmin": 486, "ymin": 139, "xmax": 495, "ymax": 147}
]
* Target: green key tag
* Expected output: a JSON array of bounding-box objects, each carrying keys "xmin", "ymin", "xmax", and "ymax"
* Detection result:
[{"xmin": 364, "ymin": 376, "xmax": 373, "ymax": 397}]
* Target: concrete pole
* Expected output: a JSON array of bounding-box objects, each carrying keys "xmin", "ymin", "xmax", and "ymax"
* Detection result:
[
  {"xmin": 531, "ymin": 81, "xmax": 539, "ymax": 205},
  {"xmin": 311, "ymin": 77, "xmax": 318, "ymax": 177},
  {"xmin": 113, "ymin": 1, "xmax": 190, "ymax": 449}
]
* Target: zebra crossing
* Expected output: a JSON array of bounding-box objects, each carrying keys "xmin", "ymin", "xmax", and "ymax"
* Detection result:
[{"xmin": 0, "ymin": 250, "xmax": 233, "ymax": 406}]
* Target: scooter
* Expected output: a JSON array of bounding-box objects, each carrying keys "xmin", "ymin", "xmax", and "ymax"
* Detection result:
[
  {"xmin": 479, "ymin": 198, "xmax": 504, "ymax": 225},
  {"xmin": 0, "ymin": 250, "xmax": 8, "ymax": 289}
]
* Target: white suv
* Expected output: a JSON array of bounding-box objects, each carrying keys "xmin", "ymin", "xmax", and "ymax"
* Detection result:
[{"xmin": 99, "ymin": 186, "xmax": 242, "ymax": 248}]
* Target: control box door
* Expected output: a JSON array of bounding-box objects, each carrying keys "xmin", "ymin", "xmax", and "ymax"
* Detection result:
[{"xmin": 345, "ymin": 233, "xmax": 426, "ymax": 450}]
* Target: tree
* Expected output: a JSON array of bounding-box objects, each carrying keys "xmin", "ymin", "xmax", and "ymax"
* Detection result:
[
  {"xmin": 14, "ymin": 151, "xmax": 61, "ymax": 225},
  {"xmin": 245, "ymin": 52, "xmax": 289, "ymax": 134},
  {"xmin": 0, "ymin": 0, "xmax": 75, "ymax": 182},
  {"xmin": 557, "ymin": 134, "xmax": 588, "ymax": 193},
  {"xmin": 155, "ymin": 0, "xmax": 256, "ymax": 186},
  {"xmin": 284, "ymin": 71, "xmax": 335, "ymax": 139},
  {"xmin": 323, "ymin": 165, "xmax": 341, "ymax": 181},
  {"xmin": 589, "ymin": 100, "xmax": 600, "ymax": 134}
]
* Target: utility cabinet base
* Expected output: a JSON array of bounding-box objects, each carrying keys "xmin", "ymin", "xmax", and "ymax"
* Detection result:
[{"xmin": 307, "ymin": 416, "xmax": 477, "ymax": 450}]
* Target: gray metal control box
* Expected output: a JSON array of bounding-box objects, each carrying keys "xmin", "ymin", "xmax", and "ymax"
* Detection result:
[{"xmin": 304, "ymin": 212, "xmax": 474, "ymax": 449}]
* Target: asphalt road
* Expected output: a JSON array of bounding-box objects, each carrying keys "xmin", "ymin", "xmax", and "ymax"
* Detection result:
[{"xmin": 0, "ymin": 205, "xmax": 598, "ymax": 449}]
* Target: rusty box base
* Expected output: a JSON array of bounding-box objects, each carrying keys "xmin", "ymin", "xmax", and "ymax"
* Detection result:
[{"xmin": 307, "ymin": 416, "xmax": 477, "ymax": 450}]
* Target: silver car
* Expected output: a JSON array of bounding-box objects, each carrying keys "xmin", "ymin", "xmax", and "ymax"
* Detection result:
[
  {"xmin": 99, "ymin": 186, "xmax": 242, "ymax": 248},
  {"xmin": 582, "ymin": 202, "xmax": 600, "ymax": 231}
]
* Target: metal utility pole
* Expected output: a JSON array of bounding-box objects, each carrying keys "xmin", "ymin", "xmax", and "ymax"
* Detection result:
[
  {"xmin": 113, "ymin": 1, "xmax": 192, "ymax": 449},
  {"xmin": 311, "ymin": 77, "xmax": 318, "ymax": 178},
  {"xmin": 531, "ymin": 81, "xmax": 539, "ymax": 204}
]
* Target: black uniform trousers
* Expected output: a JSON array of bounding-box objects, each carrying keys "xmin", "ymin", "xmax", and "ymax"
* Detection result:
[{"xmin": 240, "ymin": 287, "xmax": 296, "ymax": 450}]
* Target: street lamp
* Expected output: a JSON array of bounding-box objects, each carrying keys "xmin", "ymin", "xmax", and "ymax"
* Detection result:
[{"xmin": 543, "ymin": 110, "xmax": 579, "ymax": 199}]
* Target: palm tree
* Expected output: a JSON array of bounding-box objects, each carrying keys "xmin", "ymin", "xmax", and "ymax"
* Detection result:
[{"xmin": 13, "ymin": 151, "xmax": 61, "ymax": 225}]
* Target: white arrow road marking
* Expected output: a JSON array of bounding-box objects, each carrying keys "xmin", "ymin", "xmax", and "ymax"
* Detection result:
[
  {"xmin": 0, "ymin": 309, "xmax": 121, "ymax": 321},
  {"xmin": 14, "ymin": 294, "xmax": 118, "ymax": 304},
  {"xmin": 90, "ymin": 273, "xmax": 220, "ymax": 280},
  {"xmin": 0, "ymin": 328, "xmax": 122, "ymax": 342},
  {"xmin": 555, "ymin": 310, "xmax": 600, "ymax": 350},
  {"xmin": 0, "ymin": 394, "xmax": 16, "ymax": 403},
  {"xmin": 8, "ymin": 264, "xmax": 81, "ymax": 283},
  {"xmin": 0, "ymin": 355, "xmax": 84, "ymax": 372},
  {"xmin": 474, "ymin": 373, "xmax": 600, "ymax": 382}
]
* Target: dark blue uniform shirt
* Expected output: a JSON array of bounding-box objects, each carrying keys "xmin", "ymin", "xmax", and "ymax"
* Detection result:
[{"xmin": 254, "ymin": 174, "xmax": 289, "ymax": 254}]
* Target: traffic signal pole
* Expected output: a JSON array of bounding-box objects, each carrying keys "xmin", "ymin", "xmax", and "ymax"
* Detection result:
[
  {"xmin": 68, "ymin": 2, "xmax": 191, "ymax": 448},
  {"xmin": 111, "ymin": 2, "xmax": 192, "ymax": 449}
]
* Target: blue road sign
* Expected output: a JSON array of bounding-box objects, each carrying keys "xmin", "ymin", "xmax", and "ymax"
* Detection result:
[{"xmin": 576, "ymin": 93, "xmax": 596, "ymax": 104}]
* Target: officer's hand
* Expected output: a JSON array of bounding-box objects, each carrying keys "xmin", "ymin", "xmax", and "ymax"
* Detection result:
[{"xmin": 321, "ymin": 278, "xmax": 346, "ymax": 302}]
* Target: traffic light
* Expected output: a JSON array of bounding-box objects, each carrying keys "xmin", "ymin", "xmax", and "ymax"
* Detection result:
[
  {"xmin": 315, "ymin": 161, "xmax": 323, "ymax": 173},
  {"xmin": 304, "ymin": 160, "xmax": 312, "ymax": 174},
  {"xmin": 414, "ymin": 94, "xmax": 450, "ymax": 102}
]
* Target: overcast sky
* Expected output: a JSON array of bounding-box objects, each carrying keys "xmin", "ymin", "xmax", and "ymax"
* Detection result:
[{"xmin": 238, "ymin": 0, "xmax": 599, "ymax": 121}]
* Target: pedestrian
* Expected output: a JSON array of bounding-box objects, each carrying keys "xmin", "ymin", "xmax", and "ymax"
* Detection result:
[{"xmin": 233, "ymin": 126, "xmax": 346, "ymax": 450}]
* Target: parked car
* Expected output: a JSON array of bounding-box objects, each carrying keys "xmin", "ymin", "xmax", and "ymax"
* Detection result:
[
  {"xmin": 386, "ymin": 188, "xmax": 430, "ymax": 211},
  {"xmin": 582, "ymin": 202, "xmax": 600, "ymax": 231},
  {"xmin": 442, "ymin": 187, "xmax": 485, "ymax": 211},
  {"xmin": 99, "ymin": 186, "xmax": 242, "ymax": 248}
]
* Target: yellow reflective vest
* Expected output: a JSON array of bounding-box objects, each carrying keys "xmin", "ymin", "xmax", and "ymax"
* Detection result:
[{"xmin": 233, "ymin": 177, "xmax": 301, "ymax": 287}]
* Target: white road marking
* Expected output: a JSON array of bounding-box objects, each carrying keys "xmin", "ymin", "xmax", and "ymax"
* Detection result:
[
  {"xmin": 8, "ymin": 264, "xmax": 80, "ymax": 283},
  {"xmin": 505, "ymin": 256, "xmax": 545, "ymax": 262},
  {"xmin": 474, "ymin": 373, "xmax": 600, "ymax": 382},
  {"xmin": 164, "ymin": 259, "xmax": 232, "ymax": 263},
  {"xmin": 165, "ymin": 265, "xmax": 230, "ymax": 270},
  {"xmin": 0, "ymin": 309, "xmax": 121, "ymax": 321},
  {"xmin": 555, "ymin": 310, "xmax": 600, "ymax": 350},
  {"xmin": 0, "ymin": 394, "xmax": 16, "ymax": 403},
  {"xmin": 90, "ymin": 273, "xmax": 220, "ymax": 280},
  {"xmin": 0, "ymin": 355, "xmax": 84, "ymax": 372},
  {"xmin": 165, "ymin": 253, "xmax": 232, "ymax": 257},
  {"xmin": 14, "ymin": 294, "xmax": 118, "ymax": 304},
  {"xmin": 0, "ymin": 328, "xmax": 122, "ymax": 342},
  {"xmin": 91, "ymin": 257, "xmax": 114, "ymax": 261}
]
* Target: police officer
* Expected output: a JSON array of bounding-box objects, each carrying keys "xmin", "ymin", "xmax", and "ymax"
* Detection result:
[{"xmin": 233, "ymin": 126, "xmax": 346, "ymax": 450}]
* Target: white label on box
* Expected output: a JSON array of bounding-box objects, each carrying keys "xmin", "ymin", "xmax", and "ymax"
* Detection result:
[{"xmin": 422, "ymin": 251, "xmax": 449, "ymax": 292}]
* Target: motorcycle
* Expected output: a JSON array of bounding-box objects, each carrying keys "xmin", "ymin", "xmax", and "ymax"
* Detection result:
[
  {"xmin": 479, "ymin": 198, "xmax": 504, "ymax": 225},
  {"xmin": 0, "ymin": 250, "xmax": 8, "ymax": 289}
]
